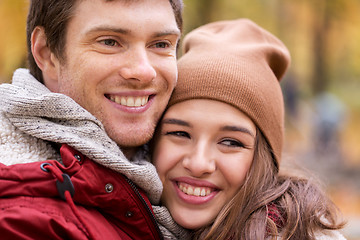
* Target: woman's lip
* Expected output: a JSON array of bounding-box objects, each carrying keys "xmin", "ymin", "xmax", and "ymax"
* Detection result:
[
  {"xmin": 171, "ymin": 177, "xmax": 220, "ymax": 205},
  {"xmin": 172, "ymin": 177, "xmax": 219, "ymax": 189},
  {"xmin": 172, "ymin": 181, "xmax": 218, "ymax": 205}
]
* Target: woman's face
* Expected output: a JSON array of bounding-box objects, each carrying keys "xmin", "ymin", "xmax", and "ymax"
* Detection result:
[{"xmin": 153, "ymin": 99, "xmax": 256, "ymax": 229}]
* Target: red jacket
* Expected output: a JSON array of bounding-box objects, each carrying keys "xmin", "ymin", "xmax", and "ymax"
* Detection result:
[{"xmin": 0, "ymin": 144, "xmax": 163, "ymax": 240}]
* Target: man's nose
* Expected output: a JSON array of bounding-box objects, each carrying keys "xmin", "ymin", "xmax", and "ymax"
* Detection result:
[
  {"xmin": 119, "ymin": 47, "xmax": 157, "ymax": 83},
  {"xmin": 182, "ymin": 142, "xmax": 216, "ymax": 177}
]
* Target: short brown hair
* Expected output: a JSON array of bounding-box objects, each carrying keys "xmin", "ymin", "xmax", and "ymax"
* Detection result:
[{"xmin": 26, "ymin": 0, "xmax": 183, "ymax": 83}]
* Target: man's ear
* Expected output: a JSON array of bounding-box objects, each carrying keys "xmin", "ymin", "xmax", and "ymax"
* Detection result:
[{"xmin": 31, "ymin": 26, "xmax": 60, "ymax": 92}]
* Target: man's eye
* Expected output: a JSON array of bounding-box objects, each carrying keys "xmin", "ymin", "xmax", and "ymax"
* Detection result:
[
  {"xmin": 165, "ymin": 131, "xmax": 190, "ymax": 138},
  {"xmin": 219, "ymin": 139, "xmax": 244, "ymax": 148},
  {"xmin": 154, "ymin": 41, "xmax": 170, "ymax": 48},
  {"xmin": 101, "ymin": 39, "xmax": 117, "ymax": 47}
]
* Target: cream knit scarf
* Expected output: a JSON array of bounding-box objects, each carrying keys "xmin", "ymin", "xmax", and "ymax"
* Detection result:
[{"xmin": 0, "ymin": 69, "xmax": 190, "ymax": 240}]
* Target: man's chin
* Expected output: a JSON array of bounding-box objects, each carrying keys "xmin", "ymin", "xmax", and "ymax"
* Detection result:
[{"xmin": 108, "ymin": 127, "xmax": 154, "ymax": 147}]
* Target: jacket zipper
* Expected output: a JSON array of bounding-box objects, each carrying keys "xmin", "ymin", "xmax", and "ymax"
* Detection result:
[{"xmin": 126, "ymin": 177, "xmax": 164, "ymax": 240}]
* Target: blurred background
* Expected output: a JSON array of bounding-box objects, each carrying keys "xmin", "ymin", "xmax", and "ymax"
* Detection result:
[{"xmin": 0, "ymin": 0, "xmax": 359, "ymax": 239}]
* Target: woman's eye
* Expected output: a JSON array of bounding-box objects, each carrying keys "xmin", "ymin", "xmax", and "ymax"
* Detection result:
[
  {"xmin": 165, "ymin": 131, "xmax": 190, "ymax": 138},
  {"xmin": 220, "ymin": 139, "xmax": 244, "ymax": 148}
]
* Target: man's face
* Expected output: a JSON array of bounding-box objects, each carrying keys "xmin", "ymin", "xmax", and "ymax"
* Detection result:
[{"xmin": 52, "ymin": 0, "xmax": 180, "ymax": 149}]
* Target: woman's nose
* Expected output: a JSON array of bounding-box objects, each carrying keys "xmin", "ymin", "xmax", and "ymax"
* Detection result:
[{"xmin": 182, "ymin": 142, "xmax": 216, "ymax": 177}]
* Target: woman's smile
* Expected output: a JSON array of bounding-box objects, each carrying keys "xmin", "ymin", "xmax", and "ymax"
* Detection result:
[{"xmin": 153, "ymin": 99, "xmax": 256, "ymax": 229}]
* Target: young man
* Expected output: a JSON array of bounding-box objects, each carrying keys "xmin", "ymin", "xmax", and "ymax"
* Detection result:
[{"xmin": 0, "ymin": 0, "xmax": 185, "ymax": 239}]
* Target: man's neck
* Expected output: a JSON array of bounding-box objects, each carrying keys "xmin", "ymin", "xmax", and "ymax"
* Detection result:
[{"xmin": 121, "ymin": 147, "xmax": 139, "ymax": 160}]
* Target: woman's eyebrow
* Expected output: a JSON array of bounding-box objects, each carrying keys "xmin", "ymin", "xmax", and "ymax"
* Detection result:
[
  {"xmin": 161, "ymin": 118, "xmax": 192, "ymax": 127},
  {"xmin": 220, "ymin": 125, "xmax": 255, "ymax": 137}
]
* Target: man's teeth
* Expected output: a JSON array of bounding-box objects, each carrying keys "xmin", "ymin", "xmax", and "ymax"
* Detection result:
[
  {"xmin": 109, "ymin": 96, "xmax": 148, "ymax": 107},
  {"xmin": 178, "ymin": 182, "xmax": 212, "ymax": 197}
]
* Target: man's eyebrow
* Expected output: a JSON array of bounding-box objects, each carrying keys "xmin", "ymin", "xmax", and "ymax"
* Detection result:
[
  {"xmin": 161, "ymin": 118, "xmax": 191, "ymax": 127},
  {"xmin": 85, "ymin": 25, "xmax": 180, "ymax": 38},
  {"xmin": 86, "ymin": 25, "xmax": 130, "ymax": 35},
  {"xmin": 220, "ymin": 125, "xmax": 255, "ymax": 137},
  {"xmin": 152, "ymin": 29, "xmax": 181, "ymax": 38}
]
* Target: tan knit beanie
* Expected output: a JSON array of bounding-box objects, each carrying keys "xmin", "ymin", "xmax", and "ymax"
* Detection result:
[{"xmin": 169, "ymin": 19, "xmax": 290, "ymax": 166}]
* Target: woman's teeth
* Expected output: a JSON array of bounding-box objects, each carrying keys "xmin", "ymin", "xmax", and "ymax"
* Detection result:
[
  {"xmin": 178, "ymin": 182, "xmax": 212, "ymax": 197},
  {"xmin": 109, "ymin": 95, "xmax": 149, "ymax": 107}
]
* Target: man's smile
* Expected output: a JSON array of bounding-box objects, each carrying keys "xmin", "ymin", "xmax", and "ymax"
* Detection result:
[{"xmin": 106, "ymin": 95, "xmax": 150, "ymax": 107}]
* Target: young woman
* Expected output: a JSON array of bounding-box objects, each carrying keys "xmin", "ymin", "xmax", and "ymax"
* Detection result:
[{"xmin": 152, "ymin": 19, "xmax": 346, "ymax": 239}]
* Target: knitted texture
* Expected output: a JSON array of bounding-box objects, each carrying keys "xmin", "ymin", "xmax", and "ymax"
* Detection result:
[
  {"xmin": 168, "ymin": 19, "xmax": 291, "ymax": 165},
  {"xmin": 152, "ymin": 206, "xmax": 191, "ymax": 240},
  {"xmin": 0, "ymin": 69, "xmax": 162, "ymax": 204},
  {"xmin": 0, "ymin": 111, "xmax": 61, "ymax": 164}
]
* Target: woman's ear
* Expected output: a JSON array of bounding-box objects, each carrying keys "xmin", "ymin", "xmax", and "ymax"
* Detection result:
[{"xmin": 31, "ymin": 26, "xmax": 60, "ymax": 92}]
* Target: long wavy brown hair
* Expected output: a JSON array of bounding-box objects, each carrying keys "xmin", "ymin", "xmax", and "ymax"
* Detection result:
[{"xmin": 192, "ymin": 129, "xmax": 345, "ymax": 240}]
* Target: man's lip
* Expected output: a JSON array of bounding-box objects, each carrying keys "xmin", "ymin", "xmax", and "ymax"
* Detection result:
[
  {"xmin": 106, "ymin": 95, "xmax": 151, "ymax": 107},
  {"xmin": 104, "ymin": 94, "xmax": 155, "ymax": 113},
  {"xmin": 105, "ymin": 91, "xmax": 155, "ymax": 108},
  {"xmin": 105, "ymin": 90, "xmax": 155, "ymax": 97}
]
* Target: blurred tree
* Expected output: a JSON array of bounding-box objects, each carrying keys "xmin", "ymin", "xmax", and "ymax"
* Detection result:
[
  {"xmin": 311, "ymin": 0, "xmax": 350, "ymax": 94},
  {"xmin": 2, "ymin": 0, "xmax": 360, "ymax": 93},
  {"xmin": 326, "ymin": 0, "xmax": 360, "ymax": 87},
  {"xmin": 182, "ymin": 0, "xmax": 219, "ymax": 35},
  {"xmin": 311, "ymin": 0, "xmax": 330, "ymax": 94},
  {"xmin": 0, "ymin": 0, "xmax": 28, "ymax": 82},
  {"xmin": 182, "ymin": 0, "xmax": 360, "ymax": 97}
]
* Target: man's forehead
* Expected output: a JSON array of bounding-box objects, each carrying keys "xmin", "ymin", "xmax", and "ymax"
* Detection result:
[
  {"xmin": 83, "ymin": 24, "xmax": 180, "ymax": 38},
  {"xmin": 70, "ymin": 0, "xmax": 179, "ymax": 33}
]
